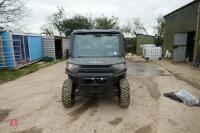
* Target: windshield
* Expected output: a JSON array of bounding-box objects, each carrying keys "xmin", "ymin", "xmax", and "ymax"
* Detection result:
[{"xmin": 72, "ymin": 34, "xmax": 122, "ymax": 57}]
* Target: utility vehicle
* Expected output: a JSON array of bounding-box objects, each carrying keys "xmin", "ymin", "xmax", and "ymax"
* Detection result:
[{"xmin": 62, "ymin": 30, "xmax": 130, "ymax": 108}]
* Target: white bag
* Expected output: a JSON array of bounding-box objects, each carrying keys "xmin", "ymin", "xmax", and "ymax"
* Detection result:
[{"xmin": 175, "ymin": 90, "xmax": 199, "ymax": 106}]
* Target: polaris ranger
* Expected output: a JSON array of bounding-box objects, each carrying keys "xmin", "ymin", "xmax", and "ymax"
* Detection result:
[{"xmin": 62, "ymin": 30, "xmax": 130, "ymax": 108}]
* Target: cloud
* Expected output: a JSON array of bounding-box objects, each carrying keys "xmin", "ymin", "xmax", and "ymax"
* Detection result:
[{"xmin": 24, "ymin": 0, "xmax": 194, "ymax": 34}]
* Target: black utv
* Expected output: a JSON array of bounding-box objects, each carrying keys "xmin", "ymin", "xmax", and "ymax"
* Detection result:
[{"xmin": 62, "ymin": 30, "xmax": 130, "ymax": 108}]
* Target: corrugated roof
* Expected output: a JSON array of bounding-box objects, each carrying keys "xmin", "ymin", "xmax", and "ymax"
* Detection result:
[{"xmin": 164, "ymin": 0, "xmax": 200, "ymax": 18}]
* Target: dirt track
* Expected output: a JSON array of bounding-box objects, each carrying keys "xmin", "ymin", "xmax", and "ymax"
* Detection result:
[{"xmin": 0, "ymin": 61, "xmax": 200, "ymax": 133}]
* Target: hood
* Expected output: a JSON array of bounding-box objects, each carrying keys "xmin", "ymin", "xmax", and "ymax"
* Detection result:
[{"xmin": 68, "ymin": 57, "xmax": 125, "ymax": 65}]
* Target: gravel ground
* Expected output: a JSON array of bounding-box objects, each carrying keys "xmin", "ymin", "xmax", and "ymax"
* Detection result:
[{"xmin": 0, "ymin": 60, "xmax": 200, "ymax": 133}]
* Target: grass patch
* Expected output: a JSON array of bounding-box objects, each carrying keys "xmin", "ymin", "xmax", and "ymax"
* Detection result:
[{"xmin": 0, "ymin": 59, "xmax": 65, "ymax": 84}]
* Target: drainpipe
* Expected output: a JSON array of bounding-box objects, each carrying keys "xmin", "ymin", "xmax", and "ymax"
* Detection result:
[{"xmin": 193, "ymin": 2, "xmax": 200, "ymax": 64}]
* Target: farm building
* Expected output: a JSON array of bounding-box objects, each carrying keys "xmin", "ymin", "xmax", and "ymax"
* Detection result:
[
  {"xmin": 42, "ymin": 36, "xmax": 70, "ymax": 60},
  {"xmin": 0, "ymin": 31, "xmax": 43, "ymax": 69},
  {"xmin": 163, "ymin": 0, "xmax": 200, "ymax": 63},
  {"xmin": 136, "ymin": 34, "xmax": 155, "ymax": 55},
  {"xmin": 0, "ymin": 31, "xmax": 70, "ymax": 69}
]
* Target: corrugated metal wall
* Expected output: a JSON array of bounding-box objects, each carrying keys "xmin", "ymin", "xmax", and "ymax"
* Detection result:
[
  {"xmin": 42, "ymin": 36, "xmax": 70, "ymax": 60},
  {"xmin": 173, "ymin": 46, "xmax": 187, "ymax": 63},
  {"xmin": 163, "ymin": 1, "xmax": 199, "ymax": 52},
  {"xmin": 174, "ymin": 33, "xmax": 188, "ymax": 46},
  {"xmin": 42, "ymin": 36, "xmax": 56, "ymax": 60},
  {"xmin": 173, "ymin": 33, "xmax": 188, "ymax": 62}
]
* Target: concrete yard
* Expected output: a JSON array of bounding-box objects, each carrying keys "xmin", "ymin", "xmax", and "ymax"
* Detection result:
[{"xmin": 0, "ymin": 60, "xmax": 200, "ymax": 133}]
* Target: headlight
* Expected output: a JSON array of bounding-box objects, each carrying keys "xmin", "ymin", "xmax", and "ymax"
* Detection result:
[
  {"xmin": 67, "ymin": 63, "xmax": 79, "ymax": 70},
  {"xmin": 112, "ymin": 63, "xmax": 126, "ymax": 69}
]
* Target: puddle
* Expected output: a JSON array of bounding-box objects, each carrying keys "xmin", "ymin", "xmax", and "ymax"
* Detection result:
[
  {"xmin": 0, "ymin": 109, "xmax": 10, "ymax": 122},
  {"xmin": 12, "ymin": 127, "xmax": 43, "ymax": 133},
  {"xmin": 64, "ymin": 98, "xmax": 99, "ymax": 127},
  {"xmin": 144, "ymin": 79, "xmax": 161, "ymax": 99},
  {"xmin": 127, "ymin": 62, "xmax": 161, "ymax": 99},
  {"xmin": 68, "ymin": 98, "xmax": 98, "ymax": 121},
  {"xmin": 135, "ymin": 124, "xmax": 152, "ymax": 133},
  {"xmin": 108, "ymin": 117, "xmax": 123, "ymax": 126},
  {"xmin": 127, "ymin": 62, "xmax": 164, "ymax": 78}
]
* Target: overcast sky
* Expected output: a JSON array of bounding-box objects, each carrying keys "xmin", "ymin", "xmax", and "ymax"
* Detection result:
[{"xmin": 24, "ymin": 0, "xmax": 193, "ymax": 35}]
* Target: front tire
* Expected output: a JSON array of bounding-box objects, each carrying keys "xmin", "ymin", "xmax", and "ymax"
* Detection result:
[
  {"xmin": 118, "ymin": 78, "xmax": 130, "ymax": 108},
  {"xmin": 62, "ymin": 79, "xmax": 75, "ymax": 108}
]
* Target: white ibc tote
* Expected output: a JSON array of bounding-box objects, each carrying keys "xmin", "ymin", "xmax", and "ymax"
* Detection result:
[
  {"xmin": 144, "ymin": 46, "xmax": 162, "ymax": 60},
  {"xmin": 142, "ymin": 44, "xmax": 156, "ymax": 56}
]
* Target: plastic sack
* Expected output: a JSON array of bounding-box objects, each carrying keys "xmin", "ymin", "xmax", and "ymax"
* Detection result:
[{"xmin": 175, "ymin": 90, "xmax": 199, "ymax": 106}]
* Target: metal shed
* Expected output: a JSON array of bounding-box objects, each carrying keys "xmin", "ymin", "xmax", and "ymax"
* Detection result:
[
  {"xmin": 0, "ymin": 31, "xmax": 43, "ymax": 69},
  {"xmin": 42, "ymin": 36, "xmax": 70, "ymax": 60},
  {"xmin": 163, "ymin": 0, "xmax": 200, "ymax": 63}
]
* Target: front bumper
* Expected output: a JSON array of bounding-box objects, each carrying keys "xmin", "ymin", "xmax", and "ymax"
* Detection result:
[{"xmin": 66, "ymin": 69, "xmax": 126, "ymax": 96}]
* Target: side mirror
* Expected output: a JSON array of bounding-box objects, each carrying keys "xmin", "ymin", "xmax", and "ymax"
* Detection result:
[{"xmin": 66, "ymin": 49, "xmax": 69, "ymax": 59}]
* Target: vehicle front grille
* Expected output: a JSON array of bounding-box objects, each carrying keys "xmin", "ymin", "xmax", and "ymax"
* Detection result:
[
  {"xmin": 80, "ymin": 65, "xmax": 111, "ymax": 68},
  {"xmin": 78, "ymin": 65, "xmax": 113, "ymax": 73}
]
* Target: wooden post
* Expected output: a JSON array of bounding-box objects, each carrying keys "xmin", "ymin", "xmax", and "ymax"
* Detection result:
[{"xmin": 193, "ymin": 2, "xmax": 200, "ymax": 64}]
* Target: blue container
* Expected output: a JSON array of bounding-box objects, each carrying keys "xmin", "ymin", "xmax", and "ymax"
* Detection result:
[
  {"xmin": 0, "ymin": 31, "xmax": 15, "ymax": 69},
  {"xmin": 28, "ymin": 36, "xmax": 43, "ymax": 61},
  {"xmin": 0, "ymin": 32, "xmax": 43, "ymax": 69}
]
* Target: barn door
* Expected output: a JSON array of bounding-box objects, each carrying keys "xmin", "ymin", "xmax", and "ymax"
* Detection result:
[{"xmin": 173, "ymin": 33, "xmax": 187, "ymax": 63}]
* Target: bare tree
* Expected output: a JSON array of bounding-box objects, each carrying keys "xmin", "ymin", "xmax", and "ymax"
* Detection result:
[
  {"xmin": 153, "ymin": 15, "xmax": 165, "ymax": 46},
  {"xmin": 41, "ymin": 7, "xmax": 66, "ymax": 36},
  {"xmin": 0, "ymin": 0, "xmax": 26, "ymax": 30},
  {"xmin": 50, "ymin": 7, "xmax": 65, "ymax": 36},
  {"xmin": 154, "ymin": 15, "xmax": 165, "ymax": 38},
  {"xmin": 41, "ymin": 24, "xmax": 54, "ymax": 35},
  {"xmin": 122, "ymin": 18, "xmax": 148, "ymax": 37}
]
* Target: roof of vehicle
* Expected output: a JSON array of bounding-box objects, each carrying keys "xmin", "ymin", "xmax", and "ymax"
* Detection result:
[{"xmin": 72, "ymin": 29, "xmax": 122, "ymax": 34}]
